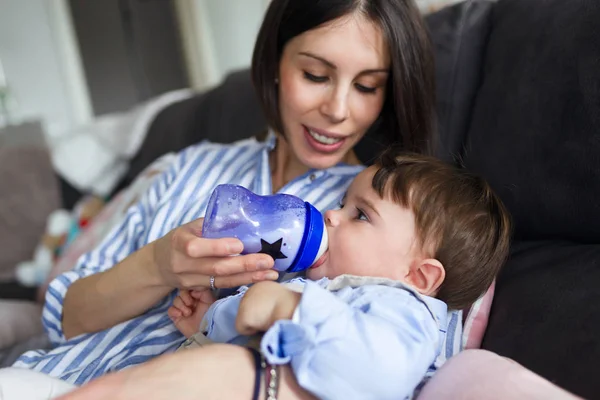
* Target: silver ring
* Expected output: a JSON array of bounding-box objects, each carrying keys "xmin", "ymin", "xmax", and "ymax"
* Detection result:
[{"xmin": 209, "ymin": 275, "xmax": 216, "ymax": 290}]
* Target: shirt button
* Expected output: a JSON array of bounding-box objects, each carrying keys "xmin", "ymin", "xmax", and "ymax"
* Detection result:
[{"xmin": 309, "ymin": 173, "xmax": 317, "ymax": 181}]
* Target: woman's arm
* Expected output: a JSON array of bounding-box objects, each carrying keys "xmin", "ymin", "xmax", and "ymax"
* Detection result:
[
  {"xmin": 55, "ymin": 149, "xmax": 277, "ymax": 340},
  {"xmin": 62, "ymin": 222, "xmax": 277, "ymax": 339},
  {"xmin": 62, "ymin": 242, "xmax": 169, "ymax": 339},
  {"xmin": 58, "ymin": 344, "xmax": 316, "ymax": 400}
]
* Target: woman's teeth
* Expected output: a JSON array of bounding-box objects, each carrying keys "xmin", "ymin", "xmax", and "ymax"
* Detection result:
[{"xmin": 308, "ymin": 129, "xmax": 342, "ymax": 145}]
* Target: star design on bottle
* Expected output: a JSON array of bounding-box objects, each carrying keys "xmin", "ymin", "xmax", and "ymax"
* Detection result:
[{"xmin": 259, "ymin": 238, "xmax": 288, "ymax": 260}]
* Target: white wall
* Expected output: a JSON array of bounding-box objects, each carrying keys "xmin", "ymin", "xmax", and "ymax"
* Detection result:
[
  {"xmin": 176, "ymin": 0, "xmax": 466, "ymax": 90},
  {"xmin": 204, "ymin": 0, "xmax": 266, "ymax": 77},
  {"xmin": 0, "ymin": 0, "xmax": 460, "ymax": 140},
  {"xmin": 0, "ymin": 0, "xmax": 91, "ymax": 139},
  {"xmin": 175, "ymin": 0, "xmax": 267, "ymax": 90}
]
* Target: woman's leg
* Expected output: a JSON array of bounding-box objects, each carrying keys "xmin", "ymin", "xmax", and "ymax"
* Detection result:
[
  {"xmin": 58, "ymin": 344, "xmax": 316, "ymax": 400},
  {"xmin": 418, "ymin": 349, "xmax": 581, "ymax": 400}
]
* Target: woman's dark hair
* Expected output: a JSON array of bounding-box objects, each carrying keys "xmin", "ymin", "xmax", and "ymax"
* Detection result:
[{"xmin": 252, "ymin": 0, "xmax": 436, "ymax": 154}]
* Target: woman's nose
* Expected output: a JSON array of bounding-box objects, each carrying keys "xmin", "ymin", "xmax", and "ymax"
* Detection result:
[{"xmin": 320, "ymin": 88, "xmax": 349, "ymax": 124}]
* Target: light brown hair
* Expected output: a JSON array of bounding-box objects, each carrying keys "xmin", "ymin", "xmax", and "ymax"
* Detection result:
[{"xmin": 372, "ymin": 150, "xmax": 512, "ymax": 310}]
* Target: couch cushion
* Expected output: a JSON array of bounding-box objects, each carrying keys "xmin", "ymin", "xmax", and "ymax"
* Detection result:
[
  {"xmin": 0, "ymin": 122, "xmax": 61, "ymax": 281},
  {"xmin": 425, "ymin": 0, "xmax": 494, "ymax": 163},
  {"xmin": 115, "ymin": 70, "xmax": 267, "ymax": 195},
  {"xmin": 0, "ymin": 300, "xmax": 43, "ymax": 351},
  {"xmin": 483, "ymin": 240, "xmax": 600, "ymax": 398},
  {"xmin": 462, "ymin": 0, "xmax": 600, "ymax": 242}
]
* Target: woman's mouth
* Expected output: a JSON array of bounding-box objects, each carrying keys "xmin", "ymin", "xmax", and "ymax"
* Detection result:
[{"xmin": 303, "ymin": 126, "xmax": 346, "ymax": 153}]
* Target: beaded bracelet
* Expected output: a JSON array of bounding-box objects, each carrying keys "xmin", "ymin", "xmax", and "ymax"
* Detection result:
[{"xmin": 261, "ymin": 357, "xmax": 280, "ymax": 400}]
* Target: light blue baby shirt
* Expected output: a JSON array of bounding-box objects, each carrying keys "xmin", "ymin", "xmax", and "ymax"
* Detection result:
[{"xmin": 202, "ymin": 275, "xmax": 448, "ymax": 400}]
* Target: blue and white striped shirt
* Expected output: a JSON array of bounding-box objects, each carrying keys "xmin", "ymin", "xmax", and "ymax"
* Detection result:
[{"xmin": 14, "ymin": 134, "xmax": 463, "ymax": 386}]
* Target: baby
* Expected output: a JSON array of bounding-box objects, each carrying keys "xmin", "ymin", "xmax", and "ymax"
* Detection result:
[{"xmin": 168, "ymin": 150, "xmax": 511, "ymax": 400}]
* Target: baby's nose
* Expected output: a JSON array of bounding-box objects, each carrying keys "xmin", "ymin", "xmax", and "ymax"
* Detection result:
[{"xmin": 324, "ymin": 209, "xmax": 339, "ymax": 227}]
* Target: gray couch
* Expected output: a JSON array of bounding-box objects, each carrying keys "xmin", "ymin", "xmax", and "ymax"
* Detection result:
[
  {"xmin": 116, "ymin": 2, "xmax": 600, "ymax": 397},
  {"xmin": 2, "ymin": 1, "xmax": 598, "ymax": 398}
]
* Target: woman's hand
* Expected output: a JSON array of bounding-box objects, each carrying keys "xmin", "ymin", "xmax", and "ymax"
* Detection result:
[
  {"xmin": 62, "ymin": 218, "xmax": 278, "ymax": 339},
  {"xmin": 151, "ymin": 218, "xmax": 279, "ymax": 290}
]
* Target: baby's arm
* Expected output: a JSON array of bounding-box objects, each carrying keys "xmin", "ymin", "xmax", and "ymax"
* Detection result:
[
  {"xmin": 260, "ymin": 282, "xmax": 443, "ymax": 400},
  {"xmin": 168, "ymin": 289, "xmax": 215, "ymax": 337},
  {"xmin": 236, "ymin": 281, "xmax": 301, "ymax": 335}
]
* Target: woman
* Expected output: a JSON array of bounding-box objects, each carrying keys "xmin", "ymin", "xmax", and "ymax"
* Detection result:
[{"xmin": 11, "ymin": 0, "xmax": 445, "ymax": 396}]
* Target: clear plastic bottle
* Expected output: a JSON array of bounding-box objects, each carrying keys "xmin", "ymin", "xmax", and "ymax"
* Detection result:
[{"xmin": 202, "ymin": 184, "xmax": 328, "ymax": 272}]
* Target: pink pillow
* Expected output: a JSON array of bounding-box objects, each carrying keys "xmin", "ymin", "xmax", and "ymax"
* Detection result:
[{"xmin": 462, "ymin": 280, "xmax": 496, "ymax": 349}]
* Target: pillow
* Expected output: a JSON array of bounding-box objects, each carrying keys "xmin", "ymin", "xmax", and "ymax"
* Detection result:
[
  {"xmin": 462, "ymin": 280, "xmax": 495, "ymax": 349},
  {"xmin": 0, "ymin": 122, "xmax": 61, "ymax": 281},
  {"xmin": 37, "ymin": 153, "xmax": 177, "ymax": 302},
  {"xmin": 0, "ymin": 300, "xmax": 43, "ymax": 350}
]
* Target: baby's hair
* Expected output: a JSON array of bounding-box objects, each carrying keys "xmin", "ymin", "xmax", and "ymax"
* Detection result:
[{"xmin": 372, "ymin": 150, "xmax": 512, "ymax": 310}]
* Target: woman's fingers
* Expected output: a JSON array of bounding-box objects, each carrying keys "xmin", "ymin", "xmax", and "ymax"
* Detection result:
[
  {"xmin": 212, "ymin": 270, "xmax": 279, "ymax": 289},
  {"xmin": 181, "ymin": 269, "xmax": 279, "ymax": 290},
  {"xmin": 207, "ymin": 253, "xmax": 275, "ymax": 276},
  {"xmin": 174, "ymin": 228, "xmax": 244, "ymax": 258},
  {"xmin": 174, "ymin": 251, "xmax": 275, "ymax": 277},
  {"xmin": 163, "ymin": 220, "xmax": 278, "ymax": 289}
]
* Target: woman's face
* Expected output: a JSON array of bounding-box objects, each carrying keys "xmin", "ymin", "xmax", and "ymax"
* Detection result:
[{"xmin": 277, "ymin": 14, "xmax": 390, "ymax": 170}]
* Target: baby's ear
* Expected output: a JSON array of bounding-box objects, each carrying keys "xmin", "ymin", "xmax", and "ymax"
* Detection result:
[{"xmin": 406, "ymin": 259, "xmax": 445, "ymax": 297}]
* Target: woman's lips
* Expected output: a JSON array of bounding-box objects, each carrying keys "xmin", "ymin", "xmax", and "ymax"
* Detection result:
[{"xmin": 303, "ymin": 126, "xmax": 346, "ymax": 153}]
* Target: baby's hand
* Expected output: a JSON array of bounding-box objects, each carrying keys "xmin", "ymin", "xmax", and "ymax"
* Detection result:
[
  {"xmin": 168, "ymin": 288, "xmax": 216, "ymax": 338},
  {"xmin": 236, "ymin": 281, "xmax": 301, "ymax": 335}
]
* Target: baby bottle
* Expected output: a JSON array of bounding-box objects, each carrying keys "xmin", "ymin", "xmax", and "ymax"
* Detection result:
[{"xmin": 201, "ymin": 184, "xmax": 328, "ymax": 272}]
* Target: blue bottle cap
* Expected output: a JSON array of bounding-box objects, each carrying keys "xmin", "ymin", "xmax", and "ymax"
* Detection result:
[{"xmin": 287, "ymin": 202, "xmax": 328, "ymax": 273}]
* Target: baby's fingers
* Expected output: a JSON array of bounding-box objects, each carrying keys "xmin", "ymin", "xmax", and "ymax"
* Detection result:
[
  {"xmin": 191, "ymin": 289, "xmax": 216, "ymax": 304},
  {"xmin": 167, "ymin": 306, "xmax": 182, "ymax": 320},
  {"xmin": 178, "ymin": 289, "xmax": 194, "ymax": 307},
  {"xmin": 172, "ymin": 296, "xmax": 192, "ymax": 317}
]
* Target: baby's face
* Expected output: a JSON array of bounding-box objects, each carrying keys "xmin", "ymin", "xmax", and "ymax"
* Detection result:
[{"xmin": 307, "ymin": 166, "xmax": 422, "ymax": 282}]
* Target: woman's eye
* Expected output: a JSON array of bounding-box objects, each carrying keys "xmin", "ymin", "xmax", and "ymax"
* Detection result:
[
  {"xmin": 355, "ymin": 83, "xmax": 377, "ymax": 94},
  {"xmin": 304, "ymin": 72, "xmax": 328, "ymax": 83}
]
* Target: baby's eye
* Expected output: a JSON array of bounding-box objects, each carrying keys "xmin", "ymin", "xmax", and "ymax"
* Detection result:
[
  {"xmin": 356, "ymin": 208, "xmax": 368, "ymax": 221},
  {"xmin": 338, "ymin": 200, "xmax": 345, "ymax": 209}
]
